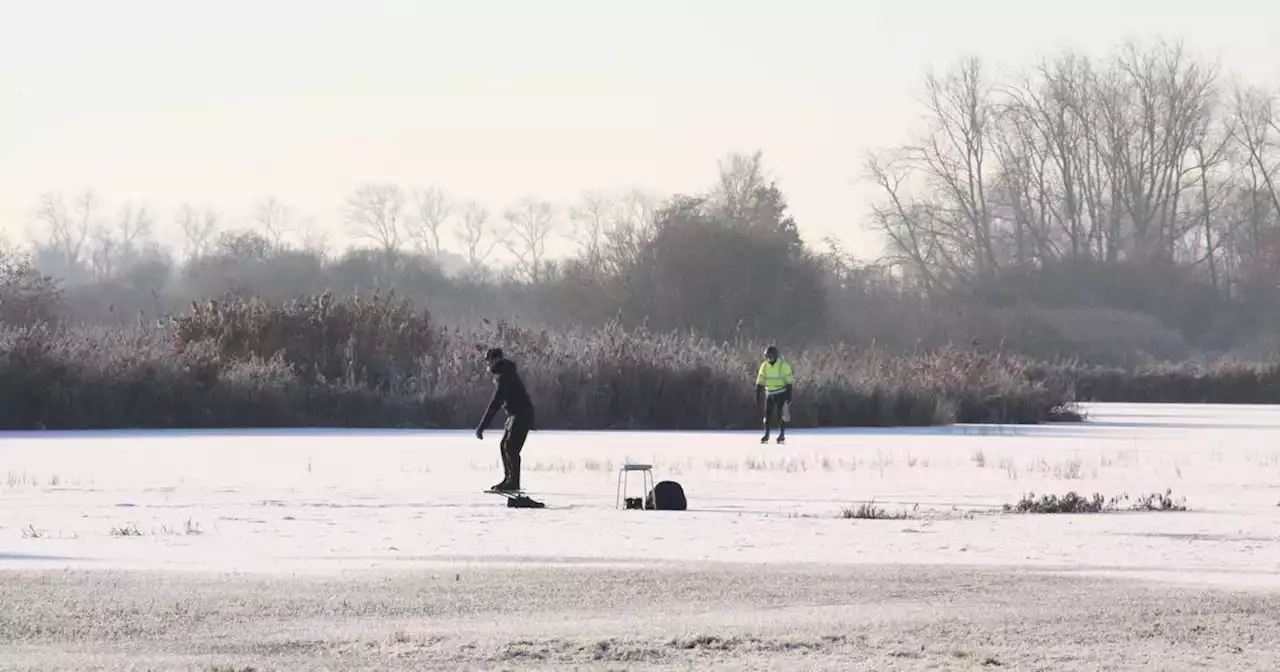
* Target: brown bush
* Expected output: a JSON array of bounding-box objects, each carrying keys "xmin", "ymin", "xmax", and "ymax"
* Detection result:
[{"xmin": 169, "ymin": 290, "xmax": 439, "ymax": 391}]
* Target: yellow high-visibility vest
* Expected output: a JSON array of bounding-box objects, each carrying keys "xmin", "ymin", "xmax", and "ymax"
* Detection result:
[{"xmin": 756, "ymin": 359, "xmax": 794, "ymax": 393}]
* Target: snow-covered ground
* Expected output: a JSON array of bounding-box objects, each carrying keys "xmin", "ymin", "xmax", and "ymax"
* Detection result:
[{"xmin": 3, "ymin": 402, "xmax": 1279, "ymax": 588}]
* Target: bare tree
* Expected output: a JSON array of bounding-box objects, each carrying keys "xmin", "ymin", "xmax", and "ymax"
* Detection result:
[
  {"xmin": 454, "ymin": 200, "xmax": 502, "ymax": 270},
  {"xmin": 409, "ymin": 186, "xmax": 451, "ymax": 256},
  {"xmin": 1224, "ymin": 82, "xmax": 1280, "ymax": 288},
  {"xmin": 1177, "ymin": 83, "xmax": 1236, "ymax": 292},
  {"xmin": 502, "ymin": 197, "xmax": 556, "ymax": 283},
  {"xmin": 568, "ymin": 191, "xmax": 611, "ymax": 278},
  {"xmin": 988, "ymin": 96, "xmax": 1045, "ymax": 267},
  {"xmin": 603, "ymin": 188, "xmax": 659, "ymax": 273},
  {"xmin": 1106, "ymin": 40, "xmax": 1218, "ymax": 260},
  {"xmin": 1229, "ymin": 84, "xmax": 1280, "ymax": 221},
  {"xmin": 32, "ymin": 189, "xmax": 96, "ymax": 277},
  {"xmin": 176, "ymin": 203, "xmax": 221, "ymax": 260},
  {"xmin": 860, "ymin": 57, "xmax": 1001, "ymax": 289},
  {"xmin": 87, "ymin": 225, "xmax": 116, "ymax": 280},
  {"xmin": 89, "ymin": 202, "xmax": 154, "ymax": 279},
  {"xmin": 345, "ymin": 183, "xmax": 405, "ymax": 254},
  {"xmin": 863, "ymin": 57, "xmax": 1000, "ymax": 288},
  {"xmin": 253, "ymin": 196, "xmax": 294, "ymax": 249},
  {"xmin": 713, "ymin": 150, "xmax": 769, "ymax": 223},
  {"xmin": 914, "ymin": 56, "xmax": 999, "ymax": 277},
  {"xmin": 996, "ymin": 45, "xmax": 1219, "ymax": 266},
  {"xmin": 867, "ymin": 41, "xmax": 1239, "ymax": 295},
  {"xmin": 117, "ymin": 202, "xmax": 153, "ymax": 253},
  {"xmin": 1002, "ymin": 52, "xmax": 1096, "ymax": 260},
  {"xmin": 863, "ymin": 150, "xmax": 946, "ymax": 292},
  {"xmin": 296, "ymin": 215, "xmax": 329, "ymax": 256}
]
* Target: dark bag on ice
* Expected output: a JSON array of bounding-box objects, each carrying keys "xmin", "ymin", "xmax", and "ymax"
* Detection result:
[{"xmin": 645, "ymin": 480, "xmax": 687, "ymax": 511}]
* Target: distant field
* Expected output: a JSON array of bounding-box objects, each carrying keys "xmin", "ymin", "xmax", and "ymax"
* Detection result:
[{"xmin": 2, "ymin": 403, "xmax": 1280, "ymax": 669}]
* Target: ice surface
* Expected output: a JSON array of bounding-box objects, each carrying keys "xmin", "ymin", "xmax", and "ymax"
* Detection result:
[{"xmin": 2, "ymin": 402, "xmax": 1278, "ymax": 588}]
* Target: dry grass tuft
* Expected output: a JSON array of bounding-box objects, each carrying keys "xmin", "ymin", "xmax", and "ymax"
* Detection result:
[
  {"xmin": 159, "ymin": 517, "xmax": 204, "ymax": 536},
  {"xmin": 1004, "ymin": 489, "xmax": 1188, "ymax": 514},
  {"xmin": 109, "ymin": 522, "xmax": 143, "ymax": 537},
  {"xmin": 840, "ymin": 500, "xmax": 915, "ymax": 520}
]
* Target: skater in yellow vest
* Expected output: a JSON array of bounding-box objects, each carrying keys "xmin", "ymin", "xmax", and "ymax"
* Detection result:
[{"xmin": 755, "ymin": 345, "xmax": 794, "ymax": 444}]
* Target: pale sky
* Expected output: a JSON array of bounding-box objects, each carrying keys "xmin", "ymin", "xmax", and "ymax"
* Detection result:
[{"xmin": 2, "ymin": 0, "xmax": 1277, "ymax": 263}]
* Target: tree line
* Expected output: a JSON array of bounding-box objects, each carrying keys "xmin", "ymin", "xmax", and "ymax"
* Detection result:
[
  {"xmin": 7, "ymin": 38, "xmax": 1280, "ymax": 369},
  {"xmin": 863, "ymin": 39, "xmax": 1280, "ymax": 357}
]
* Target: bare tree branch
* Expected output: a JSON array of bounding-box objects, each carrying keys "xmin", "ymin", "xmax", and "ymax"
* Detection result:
[
  {"xmin": 296, "ymin": 215, "xmax": 328, "ymax": 256},
  {"xmin": 345, "ymin": 183, "xmax": 405, "ymax": 255},
  {"xmin": 409, "ymin": 186, "xmax": 451, "ymax": 256},
  {"xmin": 603, "ymin": 188, "xmax": 658, "ymax": 273},
  {"xmin": 568, "ymin": 191, "xmax": 611, "ymax": 278},
  {"xmin": 253, "ymin": 196, "xmax": 294, "ymax": 249},
  {"xmin": 33, "ymin": 189, "xmax": 95, "ymax": 276},
  {"xmin": 177, "ymin": 203, "xmax": 221, "ymax": 261},
  {"xmin": 502, "ymin": 197, "xmax": 556, "ymax": 283},
  {"xmin": 714, "ymin": 150, "xmax": 768, "ymax": 221},
  {"xmin": 454, "ymin": 200, "xmax": 502, "ymax": 270}
]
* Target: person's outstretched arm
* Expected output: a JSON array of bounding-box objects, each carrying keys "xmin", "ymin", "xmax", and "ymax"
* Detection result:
[{"xmin": 478, "ymin": 372, "xmax": 507, "ymax": 431}]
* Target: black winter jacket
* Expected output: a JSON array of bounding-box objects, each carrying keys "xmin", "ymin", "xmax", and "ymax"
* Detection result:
[{"xmin": 478, "ymin": 358, "xmax": 534, "ymax": 429}]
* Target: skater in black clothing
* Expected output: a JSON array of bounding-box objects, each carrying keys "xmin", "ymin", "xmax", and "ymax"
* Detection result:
[{"xmin": 475, "ymin": 348, "xmax": 535, "ymax": 492}]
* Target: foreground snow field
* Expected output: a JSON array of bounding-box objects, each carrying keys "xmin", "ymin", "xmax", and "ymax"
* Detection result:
[
  {"xmin": 5, "ymin": 562, "xmax": 1280, "ymax": 671},
  {"xmin": 3, "ymin": 402, "xmax": 1279, "ymax": 586}
]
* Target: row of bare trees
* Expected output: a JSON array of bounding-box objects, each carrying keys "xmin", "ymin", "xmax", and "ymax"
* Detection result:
[
  {"xmin": 30, "ymin": 191, "xmax": 161, "ymax": 284},
  {"xmin": 12, "ymin": 152, "xmax": 831, "ymax": 345},
  {"xmin": 28, "ymin": 191, "xmax": 327, "ymax": 285},
  {"xmin": 865, "ymin": 39, "xmax": 1280, "ymax": 299},
  {"xmin": 26, "ymin": 143, "xmax": 794, "ymax": 290},
  {"xmin": 25, "ymin": 182, "xmax": 671, "ymax": 287},
  {"xmin": 341, "ymin": 183, "xmax": 665, "ymax": 283}
]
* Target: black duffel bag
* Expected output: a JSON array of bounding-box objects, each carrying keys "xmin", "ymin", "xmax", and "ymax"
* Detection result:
[{"xmin": 645, "ymin": 480, "xmax": 687, "ymax": 511}]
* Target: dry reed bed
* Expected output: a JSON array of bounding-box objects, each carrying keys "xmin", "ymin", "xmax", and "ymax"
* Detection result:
[{"xmin": 0, "ymin": 292, "xmax": 1077, "ymax": 430}]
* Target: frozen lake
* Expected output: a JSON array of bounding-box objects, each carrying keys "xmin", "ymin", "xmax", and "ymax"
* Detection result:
[{"xmin": 2, "ymin": 402, "xmax": 1278, "ymax": 588}]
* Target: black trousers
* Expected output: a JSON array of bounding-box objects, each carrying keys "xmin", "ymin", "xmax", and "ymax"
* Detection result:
[
  {"xmin": 500, "ymin": 413, "xmax": 532, "ymax": 486},
  {"xmin": 764, "ymin": 392, "xmax": 789, "ymax": 430}
]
